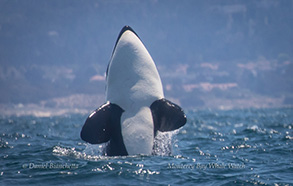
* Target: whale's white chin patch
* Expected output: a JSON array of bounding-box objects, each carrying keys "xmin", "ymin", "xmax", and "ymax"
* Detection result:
[
  {"xmin": 121, "ymin": 107, "xmax": 154, "ymax": 155},
  {"xmin": 106, "ymin": 28, "xmax": 164, "ymax": 109}
]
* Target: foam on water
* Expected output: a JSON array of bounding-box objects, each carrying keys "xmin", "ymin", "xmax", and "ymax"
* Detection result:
[{"xmin": 53, "ymin": 129, "xmax": 179, "ymax": 160}]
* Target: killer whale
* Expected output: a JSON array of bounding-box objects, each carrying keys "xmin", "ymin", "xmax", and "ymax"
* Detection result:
[{"xmin": 80, "ymin": 26, "xmax": 186, "ymax": 156}]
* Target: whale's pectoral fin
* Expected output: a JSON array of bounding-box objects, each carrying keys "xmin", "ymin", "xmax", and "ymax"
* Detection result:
[
  {"xmin": 80, "ymin": 102, "xmax": 112, "ymax": 144},
  {"xmin": 150, "ymin": 98, "xmax": 187, "ymax": 134},
  {"xmin": 80, "ymin": 102, "xmax": 124, "ymax": 144}
]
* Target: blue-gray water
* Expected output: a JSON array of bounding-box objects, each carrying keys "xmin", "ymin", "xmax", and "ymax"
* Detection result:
[{"xmin": 1, "ymin": 108, "xmax": 292, "ymax": 185}]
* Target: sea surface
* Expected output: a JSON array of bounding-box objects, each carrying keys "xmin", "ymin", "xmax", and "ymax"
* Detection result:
[{"xmin": 0, "ymin": 107, "xmax": 292, "ymax": 185}]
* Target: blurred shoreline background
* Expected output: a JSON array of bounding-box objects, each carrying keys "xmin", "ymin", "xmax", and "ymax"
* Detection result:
[{"xmin": 0, "ymin": 0, "xmax": 292, "ymax": 116}]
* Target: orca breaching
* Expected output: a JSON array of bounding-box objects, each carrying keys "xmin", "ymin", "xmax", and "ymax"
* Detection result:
[{"xmin": 80, "ymin": 26, "xmax": 186, "ymax": 156}]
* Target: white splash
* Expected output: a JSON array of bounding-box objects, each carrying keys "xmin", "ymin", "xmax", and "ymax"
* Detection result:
[{"xmin": 152, "ymin": 129, "xmax": 179, "ymax": 156}]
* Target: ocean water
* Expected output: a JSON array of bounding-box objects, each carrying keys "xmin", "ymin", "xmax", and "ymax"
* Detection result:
[{"xmin": 0, "ymin": 108, "xmax": 292, "ymax": 185}]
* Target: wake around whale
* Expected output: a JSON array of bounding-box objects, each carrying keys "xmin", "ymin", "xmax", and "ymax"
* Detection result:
[{"xmin": 80, "ymin": 26, "xmax": 186, "ymax": 156}]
